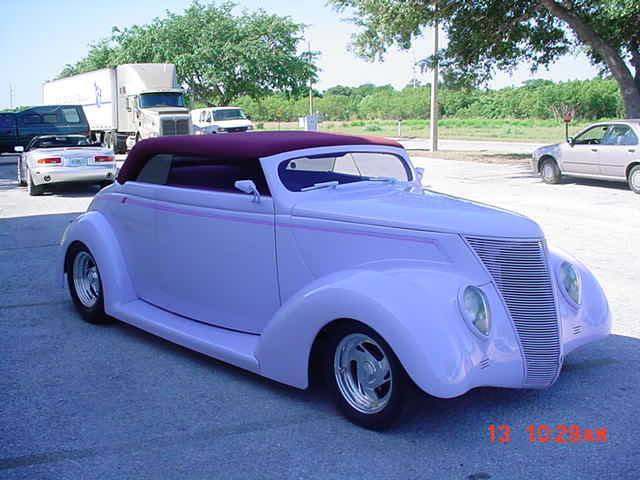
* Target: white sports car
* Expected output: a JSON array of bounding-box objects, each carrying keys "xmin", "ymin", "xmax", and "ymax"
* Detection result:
[{"xmin": 16, "ymin": 135, "xmax": 117, "ymax": 196}]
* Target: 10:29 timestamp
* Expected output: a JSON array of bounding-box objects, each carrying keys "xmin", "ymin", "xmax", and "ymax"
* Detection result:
[{"xmin": 488, "ymin": 424, "xmax": 607, "ymax": 444}]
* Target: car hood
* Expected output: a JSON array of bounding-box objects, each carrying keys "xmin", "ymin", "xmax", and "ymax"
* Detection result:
[
  {"xmin": 291, "ymin": 187, "xmax": 544, "ymax": 238},
  {"xmin": 143, "ymin": 107, "xmax": 190, "ymax": 116},
  {"xmin": 534, "ymin": 143, "xmax": 562, "ymax": 156}
]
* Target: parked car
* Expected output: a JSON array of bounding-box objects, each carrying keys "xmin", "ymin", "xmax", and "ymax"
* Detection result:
[
  {"xmin": 0, "ymin": 112, "xmax": 18, "ymax": 153},
  {"xmin": 17, "ymin": 135, "xmax": 116, "ymax": 196},
  {"xmin": 0, "ymin": 105, "xmax": 90, "ymax": 153},
  {"xmin": 59, "ymin": 131, "xmax": 610, "ymax": 429},
  {"xmin": 532, "ymin": 119, "xmax": 640, "ymax": 193},
  {"xmin": 191, "ymin": 107, "xmax": 253, "ymax": 134}
]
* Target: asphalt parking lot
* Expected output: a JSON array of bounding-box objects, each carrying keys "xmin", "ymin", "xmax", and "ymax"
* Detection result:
[{"xmin": 1, "ymin": 154, "xmax": 638, "ymax": 479}]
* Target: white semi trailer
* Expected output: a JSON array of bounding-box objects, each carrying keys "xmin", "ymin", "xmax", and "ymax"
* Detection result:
[{"xmin": 43, "ymin": 64, "xmax": 191, "ymax": 153}]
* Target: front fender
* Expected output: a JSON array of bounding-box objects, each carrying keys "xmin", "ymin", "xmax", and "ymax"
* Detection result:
[
  {"xmin": 547, "ymin": 244, "xmax": 611, "ymax": 355},
  {"xmin": 256, "ymin": 267, "xmax": 524, "ymax": 398},
  {"xmin": 59, "ymin": 211, "xmax": 136, "ymax": 313}
]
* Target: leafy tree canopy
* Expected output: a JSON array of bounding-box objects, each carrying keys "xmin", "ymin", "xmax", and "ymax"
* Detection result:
[
  {"xmin": 329, "ymin": 0, "xmax": 640, "ymax": 117},
  {"xmin": 59, "ymin": 1, "xmax": 317, "ymax": 106}
]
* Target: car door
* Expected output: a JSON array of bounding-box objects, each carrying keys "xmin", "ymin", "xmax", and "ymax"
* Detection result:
[
  {"xmin": 562, "ymin": 124, "xmax": 608, "ymax": 175},
  {"xmin": 107, "ymin": 154, "xmax": 171, "ymax": 304},
  {"xmin": 599, "ymin": 124, "xmax": 639, "ymax": 178},
  {"xmin": 150, "ymin": 154, "xmax": 280, "ymax": 334}
]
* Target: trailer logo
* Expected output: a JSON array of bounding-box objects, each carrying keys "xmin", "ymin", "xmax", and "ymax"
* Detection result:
[{"xmin": 94, "ymin": 82, "xmax": 102, "ymax": 108}]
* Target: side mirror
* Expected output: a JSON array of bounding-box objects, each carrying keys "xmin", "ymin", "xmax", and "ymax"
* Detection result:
[
  {"xmin": 234, "ymin": 180, "xmax": 261, "ymax": 203},
  {"xmin": 568, "ymin": 137, "xmax": 575, "ymax": 146},
  {"xmin": 415, "ymin": 167, "xmax": 425, "ymax": 183},
  {"xmin": 14, "ymin": 146, "xmax": 24, "ymax": 153}
]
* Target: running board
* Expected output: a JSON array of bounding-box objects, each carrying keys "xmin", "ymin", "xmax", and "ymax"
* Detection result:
[{"xmin": 111, "ymin": 300, "xmax": 260, "ymax": 373}]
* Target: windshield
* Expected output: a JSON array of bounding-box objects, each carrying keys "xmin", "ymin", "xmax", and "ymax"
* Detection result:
[
  {"xmin": 29, "ymin": 135, "xmax": 93, "ymax": 150},
  {"xmin": 211, "ymin": 109, "xmax": 246, "ymax": 121},
  {"xmin": 278, "ymin": 152, "xmax": 412, "ymax": 192},
  {"xmin": 139, "ymin": 93, "xmax": 186, "ymax": 108}
]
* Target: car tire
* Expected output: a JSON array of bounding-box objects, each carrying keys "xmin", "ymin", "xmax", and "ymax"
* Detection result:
[
  {"xmin": 324, "ymin": 321, "xmax": 410, "ymax": 430},
  {"xmin": 628, "ymin": 165, "xmax": 640, "ymax": 194},
  {"xmin": 66, "ymin": 244, "xmax": 109, "ymax": 324},
  {"xmin": 17, "ymin": 159, "xmax": 26, "ymax": 186},
  {"xmin": 27, "ymin": 170, "xmax": 44, "ymax": 196},
  {"xmin": 540, "ymin": 158, "xmax": 562, "ymax": 184}
]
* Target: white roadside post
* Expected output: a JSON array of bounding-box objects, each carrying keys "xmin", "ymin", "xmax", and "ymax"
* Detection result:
[{"xmin": 430, "ymin": 15, "xmax": 439, "ymax": 152}]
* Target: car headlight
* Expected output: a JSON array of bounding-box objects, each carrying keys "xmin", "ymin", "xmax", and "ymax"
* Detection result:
[
  {"xmin": 459, "ymin": 286, "xmax": 491, "ymax": 337},
  {"xmin": 558, "ymin": 261, "xmax": 581, "ymax": 306},
  {"xmin": 247, "ymin": 125, "xmax": 253, "ymax": 130}
]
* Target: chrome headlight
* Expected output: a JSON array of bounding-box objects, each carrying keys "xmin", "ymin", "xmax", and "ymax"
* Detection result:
[
  {"xmin": 558, "ymin": 261, "xmax": 581, "ymax": 306},
  {"xmin": 459, "ymin": 286, "xmax": 491, "ymax": 337}
]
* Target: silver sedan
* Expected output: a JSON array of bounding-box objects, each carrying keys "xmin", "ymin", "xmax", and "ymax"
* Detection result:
[
  {"xmin": 16, "ymin": 135, "xmax": 117, "ymax": 196},
  {"xmin": 532, "ymin": 120, "xmax": 640, "ymax": 194}
]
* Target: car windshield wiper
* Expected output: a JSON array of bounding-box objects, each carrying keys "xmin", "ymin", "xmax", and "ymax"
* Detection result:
[
  {"xmin": 300, "ymin": 181, "xmax": 339, "ymax": 192},
  {"xmin": 365, "ymin": 176, "xmax": 398, "ymax": 184}
]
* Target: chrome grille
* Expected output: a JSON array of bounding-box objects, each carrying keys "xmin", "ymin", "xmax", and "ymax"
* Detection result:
[
  {"xmin": 465, "ymin": 236, "xmax": 560, "ymax": 386},
  {"xmin": 176, "ymin": 119, "xmax": 190, "ymax": 135},
  {"xmin": 161, "ymin": 119, "xmax": 176, "ymax": 136}
]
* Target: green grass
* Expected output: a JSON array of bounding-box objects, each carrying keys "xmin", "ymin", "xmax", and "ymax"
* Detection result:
[{"xmin": 260, "ymin": 118, "xmax": 608, "ymax": 143}]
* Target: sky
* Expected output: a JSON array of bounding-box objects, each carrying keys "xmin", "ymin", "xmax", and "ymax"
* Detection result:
[{"xmin": 1, "ymin": 0, "xmax": 601, "ymax": 110}]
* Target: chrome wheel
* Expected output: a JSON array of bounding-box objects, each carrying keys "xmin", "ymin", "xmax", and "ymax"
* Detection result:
[
  {"xmin": 631, "ymin": 170, "xmax": 640, "ymax": 191},
  {"xmin": 72, "ymin": 251, "xmax": 101, "ymax": 308},
  {"xmin": 334, "ymin": 333, "xmax": 393, "ymax": 414},
  {"xmin": 542, "ymin": 163, "xmax": 554, "ymax": 182}
]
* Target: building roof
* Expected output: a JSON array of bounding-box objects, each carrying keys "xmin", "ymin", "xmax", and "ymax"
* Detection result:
[{"xmin": 117, "ymin": 131, "xmax": 403, "ymax": 183}]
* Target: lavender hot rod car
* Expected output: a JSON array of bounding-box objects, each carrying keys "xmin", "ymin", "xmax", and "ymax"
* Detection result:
[{"xmin": 59, "ymin": 131, "xmax": 611, "ymax": 428}]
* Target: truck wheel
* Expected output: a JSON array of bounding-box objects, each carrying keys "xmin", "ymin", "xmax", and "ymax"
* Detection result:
[
  {"xmin": 66, "ymin": 244, "xmax": 109, "ymax": 324},
  {"xmin": 324, "ymin": 321, "xmax": 410, "ymax": 429},
  {"xmin": 104, "ymin": 132, "xmax": 114, "ymax": 151},
  {"xmin": 27, "ymin": 170, "xmax": 44, "ymax": 196}
]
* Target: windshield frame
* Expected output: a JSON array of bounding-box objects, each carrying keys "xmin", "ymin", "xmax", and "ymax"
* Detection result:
[
  {"xmin": 27, "ymin": 135, "xmax": 96, "ymax": 150},
  {"xmin": 276, "ymin": 150, "xmax": 413, "ymax": 193},
  {"xmin": 211, "ymin": 109, "xmax": 247, "ymax": 122},
  {"xmin": 138, "ymin": 92, "xmax": 186, "ymax": 109}
]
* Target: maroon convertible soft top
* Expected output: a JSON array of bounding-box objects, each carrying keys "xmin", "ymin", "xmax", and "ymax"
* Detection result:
[{"xmin": 117, "ymin": 130, "xmax": 402, "ymax": 184}]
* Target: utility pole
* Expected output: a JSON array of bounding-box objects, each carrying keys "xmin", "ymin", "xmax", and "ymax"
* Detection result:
[
  {"xmin": 308, "ymin": 40, "xmax": 313, "ymax": 116},
  {"xmin": 9, "ymin": 83, "xmax": 14, "ymax": 109},
  {"xmin": 430, "ymin": 14, "xmax": 439, "ymax": 152}
]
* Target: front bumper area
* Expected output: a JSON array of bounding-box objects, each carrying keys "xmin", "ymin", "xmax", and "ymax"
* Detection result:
[{"xmin": 31, "ymin": 165, "xmax": 117, "ymax": 186}]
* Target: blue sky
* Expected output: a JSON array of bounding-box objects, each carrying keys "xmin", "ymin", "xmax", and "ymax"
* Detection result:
[{"xmin": 1, "ymin": 0, "xmax": 599, "ymax": 109}]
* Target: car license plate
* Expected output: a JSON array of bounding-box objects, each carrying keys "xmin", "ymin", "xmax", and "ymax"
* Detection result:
[{"xmin": 70, "ymin": 158, "xmax": 88, "ymax": 166}]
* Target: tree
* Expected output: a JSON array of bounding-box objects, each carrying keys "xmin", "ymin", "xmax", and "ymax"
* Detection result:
[
  {"xmin": 59, "ymin": 1, "xmax": 317, "ymax": 106},
  {"xmin": 329, "ymin": 0, "xmax": 640, "ymax": 117}
]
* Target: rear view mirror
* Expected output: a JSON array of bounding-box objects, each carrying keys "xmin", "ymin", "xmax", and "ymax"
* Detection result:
[
  {"xmin": 568, "ymin": 137, "xmax": 575, "ymax": 146},
  {"xmin": 234, "ymin": 180, "xmax": 261, "ymax": 203},
  {"xmin": 14, "ymin": 146, "xmax": 24, "ymax": 153}
]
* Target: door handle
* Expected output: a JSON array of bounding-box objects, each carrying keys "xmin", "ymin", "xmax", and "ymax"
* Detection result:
[
  {"xmin": 591, "ymin": 148, "xmax": 598, "ymax": 152},
  {"xmin": 629, "ymin": 149, "xmax": 636, "ymax": 153}
]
